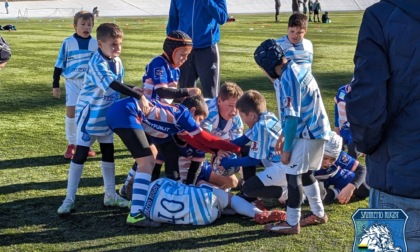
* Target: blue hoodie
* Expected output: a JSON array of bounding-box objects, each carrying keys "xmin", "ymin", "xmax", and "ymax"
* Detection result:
[
  {"xmin": 166, "ymin": 0, "xmax": 228, "ymax": 49},
  {"xmin": 346, "ymin": 0, "xmax": 420, "ymax": 198}
]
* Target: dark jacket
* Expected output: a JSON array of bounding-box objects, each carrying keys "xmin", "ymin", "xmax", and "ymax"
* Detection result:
[
  {"xmin": 346, "ymin": 0, "xmax": 420, "ymax": 198},
  {"xmin": 166, "ymin": 0, "xmax": 228, "ymax": 49}
]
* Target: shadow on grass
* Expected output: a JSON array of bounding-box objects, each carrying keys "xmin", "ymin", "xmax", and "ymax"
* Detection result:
[
  {"xmin": 0, "ymin": 150, "xmax": 132, "ymax": 170},
  {"xmin": 0, "ymin": 193, "xmax": 268, "ymax": 249},
  {"xmin": 0, "ymin": 175, "xmax": 127, "ymax": 195},
  {"xmin": 99, "ymin": 229, "xmax": 270, "ymax": 252}
]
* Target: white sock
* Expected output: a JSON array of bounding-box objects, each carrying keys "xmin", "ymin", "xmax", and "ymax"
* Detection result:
[
  {"xmin": 101, "ymin": 161, "xmax": 116, "ymax": 196},
  {"xmin": 231, "ymin": 195, "xmax": 262, "ymax": 218},
  {"xmin": 130, "ymin": 172, "xmax": 151, "ymax": 216},
  {"xmin": 65, "ymin": 116, "xmax": 76, "ymax": 145},
  {"xmin": 286, "ymin": 206, "xmax": 301, "ymax": 226},
  {"xmin": 64, "ymin": 162, "xmax": 84, "ymax": 204},
  {"xmin": 303, "ymin": 182, "xmax": 325, "ymax": 217}
]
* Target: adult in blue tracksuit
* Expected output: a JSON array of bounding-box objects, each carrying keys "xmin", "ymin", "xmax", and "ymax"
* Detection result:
[
  {"xmin": 166, "ymin": 0, "xmax": 228, "ymax": 99},
  {"xmin": 345, "ymin": 0, "xmax": 420, "ymax": 250}
]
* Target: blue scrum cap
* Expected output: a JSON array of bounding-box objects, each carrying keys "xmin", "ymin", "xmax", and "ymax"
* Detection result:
[{"xmin": 254, "ymin": 39, "xmax": 284, "ymax": 79}]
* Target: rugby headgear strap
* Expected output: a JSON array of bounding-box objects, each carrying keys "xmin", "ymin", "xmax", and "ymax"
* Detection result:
[
  {"xmin": 254, "ymin": 39, "xmax": 284, "ymax": 79},
  {"xmin": 324, "ymin": 131, "xmax": 343, "ymax": 159},
  {"xmin": 163, "ymin": 30, "xmax": 192, "ymax": 67},
  {"xmin": 0, "ymin": 36, "xmax": 11, "ymax": 64}
]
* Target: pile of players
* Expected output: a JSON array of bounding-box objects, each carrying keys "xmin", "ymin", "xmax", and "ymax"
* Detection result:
[{"xmin": 54, "ymin": 11, "xmax": 368, "ymax": 234}]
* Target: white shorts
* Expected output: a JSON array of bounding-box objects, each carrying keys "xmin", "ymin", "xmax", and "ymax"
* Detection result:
[
  {"xmin": 65, "ymin": 79, "xmax": 83, "ymax": 106},
  {"xmin": 257, "ymin": 163, "xmax": 287, "ymax": 188},
  {"xmin": 76, "ymin": 131, "xmax": 113, "ymax": 147},
  {"xmin": 282, "ymin": 138, "xmax": 325, "ymax": 175},
  {"xmin": 76, "ymin": 114, "xmax": 113, "ymax": 147}
]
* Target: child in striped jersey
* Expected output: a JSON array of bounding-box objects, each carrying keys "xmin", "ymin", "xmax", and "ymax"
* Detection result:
[
  {"xmin": 254, "ymin": 39, "xmax": 330, "ymax": 234},
  {"xmin": 52, "ymin": 11, "xmax": 98, "ymax": 159},
  {"xmin": 215, "ymin": 90, "xmax": 287, "ymax": 222},
  {"xmin": 123, "ymin": 177, "xmax": 286, "ymax": 226},
  {"xmin": 174, "ymin": 81, "xmax": 244, "ymax": 186},
  {"xmin": 57, "ymin": 23, "xmax": 149, "ymax": 216},
  {"xmin": 276, "ymin": 13, "xmax": 313, "ymax": 70}
]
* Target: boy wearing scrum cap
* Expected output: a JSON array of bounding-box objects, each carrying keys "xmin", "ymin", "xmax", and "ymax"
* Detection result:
[
  {"xmin": 135, "ymin": 30, "xmax": 201, "ymax": 182},
  {"xmin": 254, "ymin": 39, "xmax": 330, "ymax": 234}
]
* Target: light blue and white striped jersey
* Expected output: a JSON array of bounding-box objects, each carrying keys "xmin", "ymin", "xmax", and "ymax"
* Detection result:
[
  {"xmin": 143, "ymin": 178, "xmax": 218, "ymax": 225},
  {"xmin": 55, "ymin": 34, "xmax": 98, "ymax": 79},
  {"xmin": 276, "ymin": 35, "xmax": 313, "ymax": 69},
  {"xmin": 76, "ymin": 49, "xmax": 124, "ymax": 136},
  {"xmin": 274, "ymin": 61, "xmax": 330, "ymax": 140},
  {"xmin": 200, "ymin": 97, "xmax": 243, "ymax": 140},
  {"xmin": 244, "ymin": 111, "xmax": 282, "ymax": 166}
]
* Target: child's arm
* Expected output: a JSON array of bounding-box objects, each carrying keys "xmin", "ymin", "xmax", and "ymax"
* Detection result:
[
  {"xmin": 110, "ymin": 80, "xmax": 150, "ymax": 114},
  {"xmin": 277, "ymin": 116, "xmax": 298, "ymax": 164},
  {"xmin": 181, "ymin": 130, "xmax": 241, "ymax": 154},
  {"xmin": 52, "ymin": 67, "xmax": 62, "ymax": 98},
  {"xmin": 155, "ymin": 87, "xmax": 201, "ymax": 99},
  {"xmin": 231, "ymin": 134, "xmax": 250, "ymax": 147},
  {"xmin": 337, "ymin": 162, "xmax": 366, "ymax": 204},
  {"xmin": 220, "ymin": 155, "xmax": 260, "ymax": 169}
]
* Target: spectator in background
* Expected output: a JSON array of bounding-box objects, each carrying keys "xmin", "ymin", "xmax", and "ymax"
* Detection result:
[
  {"xmin": 345, "ymin": 0, "xmax": 420, "ymax": 250},
  {"xmin": 5, "ymin": 0, "xmax": 9, "ymax": 14},
  {"xmin": 303, "ymin": 0, "xmax": 308, "ymax": 16},
  {"xmin": 312, "ymin": 0, "xmax": 321, "ymax": 22},
  {"xmin": 166, "ymin": 0, "xmax": 228, "ymax": 99},
  {"xmin": 292, "ymin": 0, "xmax": 299, "ymax": 13},
  {"xmin": 274, "ymin": 0, "xmax": 281, "ymax": 22},
  {"xmin": 92, "ymin": 7, "xmax": 99, "ymax": 17},
  {"xmin": 0, "ymin": 36, "xmax": 11, "ymax": 69},
  {"xmin": 308, "ymin": 0, "xmax": 314, "ymax": 22}
]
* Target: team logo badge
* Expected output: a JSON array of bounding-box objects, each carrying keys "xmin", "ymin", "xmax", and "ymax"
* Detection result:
[
  {"xmin": 250, "ymin": 141, "xmax": 259, "ymax": 152},
  {"xmin": 352, "ymin": 209, "xmax": 407, "ymax": 252},
  {"xmin": 82, "ymin": 133, "xmax": 91, "ymax": 142},
  {"xmin": 283, "ymin": 96, "xmax": 293, "ymax": 108},
  {"xmin": 154, "ymin": 67, "xmax": 164, "ymax": 79}
]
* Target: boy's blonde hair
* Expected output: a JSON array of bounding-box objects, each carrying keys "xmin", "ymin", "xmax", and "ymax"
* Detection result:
[
  {"xmin": 218, "ymin": 82, "xmax": 243, "ymax": 101},
  {"xmin": 236, "ymin": 90, "xmax": 266, "ymax": 116},
  {"xmin": 96, "ymin": 23, "xmax": 124, "ymax": 42},
  {"xmin": 288, "ymin": 13, "xmax": 308, "ymax": 30},
  {"xmin": 73, "ymin": 11, "xmax": 94, "ymax": 26}
]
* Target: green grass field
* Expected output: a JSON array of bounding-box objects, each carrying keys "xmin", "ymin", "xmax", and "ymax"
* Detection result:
[{"xmin": 0, "ymin": 12, "xmax": 366, "ymax": 251}]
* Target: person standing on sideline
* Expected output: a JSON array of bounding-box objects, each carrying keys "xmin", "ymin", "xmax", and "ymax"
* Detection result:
[
  {"xmin": 308, "ymin": 0, "xmax": 314, "ymax": 22},
  {"xmin": 312, "ymin": 0, "xmax": 321, "ymax": 22},
  {"xmin": 52, "ymin": 11, "xmax": 97, "ymax": 159},
  {"xmin": 274, "ymin": 0, "xmax": 281, "ymax": 22},
  {"xmin": 166, "ymin": 0, "xmax": 228, "ymax": 99},
  {"xmin": 345, "ymin": 0, "xmax": 420, "ymax": 250},
  {"xmin": 5, "ymin": 0, "xmax": 9, "ymax": 14}
]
